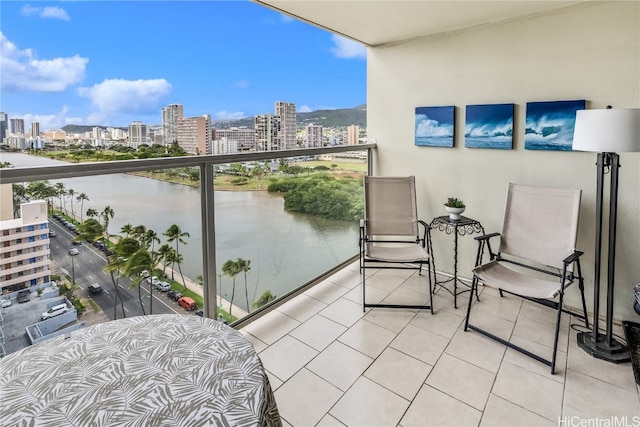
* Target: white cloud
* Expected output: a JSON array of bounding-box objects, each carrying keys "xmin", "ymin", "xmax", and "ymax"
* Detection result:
[
  {"xmin": 20, "ymin": 106, "xmax": 71, "ymax": 130},
  {"xmin": 214, "ymin": 111, "xmax": 246, "ymax": 120},
  {"xmin": 0, "ymin": 32, "xmax": 88, "ymax": 92},
  {"xmin": 78, "ymin": 78, "xmax": 172, "ymax": 115},
  {"xmin": 298, "ymin": 105, "xmax": 312, "ymax": 113},
  {"xmin": 329, "ymin": 35, "xmax": 366, "ymax": 59},
  {"xmin": 232, "ymin": 80, "xmax": 249, "ymax": 89},
  {"xmin": 21, "ymin": 5, "xmax": 70, "ymax": 21}
]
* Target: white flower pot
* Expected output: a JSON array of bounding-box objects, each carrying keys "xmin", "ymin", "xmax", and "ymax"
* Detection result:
[{"xmin": 445, "ymin": 206, "xmax": 465, "ymax": 221}]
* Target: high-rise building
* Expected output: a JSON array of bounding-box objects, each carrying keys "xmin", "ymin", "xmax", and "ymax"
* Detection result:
[
  {"xmin": 0, "ymin": 200, "xmax": 51, "ymax": 292},
  {"xmin": 128, "ymin": 121, "xmax": 148, "ymax": 145},
  {"xmin": 347, "ymin": 125, "xmax": 360, "ymax": 145},
  {"xmin": 213, "ymin": 127, "xmax": 256, "ymax": 152},
  {"xmin": 30, "ymin": 121, "xmax": 40, "ymax": 138},
  {"xmin": 254, "ymin": 114, "xmax": 282, "ymax": 152},
  {"xmin": 274, "ymin": 101, "xmax": 296, "ymax": 149},
  {"xmin": 0, "ymin": 112, "xmax": 8, "ymax": 143},
  {"xmin": 306, "ymin": 123, "xmax": 323, "ymax": 148},
  {"xmin": 162, "ymin": 104, "xmax": 184, "ymax": 146},
  {"xmin": 177, "ymin": 115, "xmax": 211, "ymax": 155},
  {"xmin": 10, "ymin": 118, "xmax": 25, "ymax": 136}
]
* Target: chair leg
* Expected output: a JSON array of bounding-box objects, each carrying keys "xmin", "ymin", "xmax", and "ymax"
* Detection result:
[
  {"xmin": 361, "ymin": 263, "xmax": 366, "ymax": 313},
  {"xmin": 427, "ymin": 261, "xmax": 434, "ymax": 314},
  {"xmin": 464, "ymin": 275, "xmax": 478, "ymax": 331},
  {"xmin": 550, "ymin": 289, "xmax": 566, "ymax": 375}
]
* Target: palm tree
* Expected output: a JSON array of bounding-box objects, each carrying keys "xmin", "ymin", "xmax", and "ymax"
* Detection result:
[
  {"xmin": 237, "ymin": 258, "xmax": 251, "ymax": 313},
  {"xmin": 222, "ymin": 259, "xmax": 242, "ymax": 318},
  {"xmin": 164, "ymin": 248, "xmax": 178, "ymax": 280},
  {"xmin": 144, "ymin": 229, "xmax": 160, "ymax": 252},
  {"xmin": 76, "ymin": 193, "xmax": 89, "ymax": 222},
  {"xmin": 172, "ymin": 252, "xmax": 187, "ymax": 289},
  {"xmin": 120, "ymin": 224, "xmax": 134, "ymax": 238},
  {"xmin": 164, "ymin": 224, "xmax": 189, "ymax": 280},
  {"xmin": 86, "ymin": 208, "xmax": 99, "ymax": 219},
  {"xmin": 11, "ymin": 184, "xmax": 27, "ymax": 216},
  {"xmin": 156, "ymin": 244, "xmax": 172, "ymax": 277},
  {"xmin": 131, "ymin": 225, "xmax": 147, "ymax": 244},
  {"xmin": 102, "ymin": 206, "xmax": 114, "ymax": 240},
  {"xmin": 67, "ymin": 189, "xmax": 76, "ymax": 220},
  {"xmin": 122, "ymin": 248, "xmax": 160, "ymax": 316},
  {"xmin": 54, "ymin": 182, "xmax": 66, "ymax": 213}
]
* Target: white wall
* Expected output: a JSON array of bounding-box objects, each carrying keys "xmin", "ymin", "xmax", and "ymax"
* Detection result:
[{"xmin": 368, "ymin": 1, "xmax": 639, "ymax": 320}]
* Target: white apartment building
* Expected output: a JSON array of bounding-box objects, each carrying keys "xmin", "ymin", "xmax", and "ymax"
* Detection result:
[
  {"xmin": 0, "ymin": 200, "xmax": 51, "ymax": 293},
  {"xmin": 212, "ymin": 138, "xmax": 239, "ymax": 155},
  {"xmin": 162, "ymin": 104, "xmax": 184, "ymax": 146},
  {"xmin": 305, "ymin": 123, "xmax": 323, "ymax": 148},
  {"xmin": 347, "ymin": 125, "xmax": 359, "ymax": 145},
  {"xmin": 213, "ymin": 127, "xmax": 256, "ymax": 152},
  {"xmin": 254, "ymin": 114, "xmax": 282, "ymax": 152},
  {"xmin": 30, "ymin": 121, "xmax": 40, "ymax": 138},
  {"xmin": 274, "ymin": 101, "xmax": 296, "ymax": 149},
  {"xmin": 128, "ymin": 121, "xmax": 149, "ymax": 145},
  {"xmin": 177, "ymin": 115, "xmax": 211, "ymax": 155},
  {"xmin": 9, "ymin": 118, "xmax": 25, "ymax": 136}
]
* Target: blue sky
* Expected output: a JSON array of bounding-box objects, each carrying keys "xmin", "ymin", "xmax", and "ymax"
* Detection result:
[{"xmin": 0, "ymin": 1, "xmax": 367, "ymax": 130}]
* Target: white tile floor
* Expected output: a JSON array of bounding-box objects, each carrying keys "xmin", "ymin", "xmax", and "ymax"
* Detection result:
[{"xmin": 240, "ymin": 261, "xmax": 640, "ymax": 426}]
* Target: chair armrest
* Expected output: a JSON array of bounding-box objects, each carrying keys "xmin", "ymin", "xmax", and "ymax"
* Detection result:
[
  {"xmin": 563, "ymin": 251, "xmax": 583, "ymax": 265},
  {"xmin": 474, "ymin": 232, "xmax": 500, "ymax": 242}
]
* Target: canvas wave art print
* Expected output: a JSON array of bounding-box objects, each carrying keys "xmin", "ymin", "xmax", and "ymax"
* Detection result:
[
  {"xmin": 525, "ymin": 100, "xmax": 585, "ymax": 151},
  {"xmin": 415, "ymin": 106, "xmax": 455, "ymax": 147},
  {"xmin": 465, "ymin": 103, "xmax": 514, "ymax": 149}
]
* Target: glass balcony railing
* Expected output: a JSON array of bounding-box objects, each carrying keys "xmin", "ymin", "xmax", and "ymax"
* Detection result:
[{"xmin": 0, "ymin": 144, "xmax": 375, "ymax": 327}]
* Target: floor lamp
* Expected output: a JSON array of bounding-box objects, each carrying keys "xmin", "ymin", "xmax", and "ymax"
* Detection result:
[{"xmin": 574, "ymin": 107, "xmax": 640, "ymax": 363}]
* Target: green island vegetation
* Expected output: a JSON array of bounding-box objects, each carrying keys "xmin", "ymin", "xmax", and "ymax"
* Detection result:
[{"xmin": 22, "ymin": 145, "xmax": 367, "ymax": 221}]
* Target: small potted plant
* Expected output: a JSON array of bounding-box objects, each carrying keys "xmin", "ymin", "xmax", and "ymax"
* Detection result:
[{"xmin": 444, "ymin": 197, "xmax": 465, "ymax": 220}]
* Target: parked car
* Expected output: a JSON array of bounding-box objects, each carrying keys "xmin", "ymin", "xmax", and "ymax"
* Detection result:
[
  {"xmin": 146, "ymin": 276, "xmax": 160, "ymax": 286},
  {"xmin": 69, "ymin": 248, "xmax": 79, "ymax": 256},
  {"xmin": 1, "ymin": 297, "xmax": 12, "ymax": 308},
  {"xmin": 178, "ymin": 296, "xmax": 197, "ymax": 311},
  {"xmin": 88, "ymin": 283, "xmax": 103, "ymax": 296},
  {"xmin": 155, "ymin": 281, "xmax": 171, "ymax": 292},
  {"xmin": 41, "ymin": 303, "xmax": 68, "ymax": 320},
  {"xmin": 71, "ymin": 240, "xmax": 82, "ymax": 245},
  {"xmin": 195, "ymin": 309, "xmax": 204, "ymax": 317},
  {"xmin": 167, "ymin": 290, "xmax": 182, "ymax": 301},
  {"xmin": 17, "ymin": 289, "xmax": 31, "ymax": 303}
]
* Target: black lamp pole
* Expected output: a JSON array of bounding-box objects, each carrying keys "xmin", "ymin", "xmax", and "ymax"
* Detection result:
[{"xmin": 577, "ymin": 152, "xmax": 630, "ymax": 362}]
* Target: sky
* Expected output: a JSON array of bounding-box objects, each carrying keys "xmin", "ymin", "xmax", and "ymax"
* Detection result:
[{"xmin": 0, "ymin": 1, "xmax": 367, "ymax": 130}]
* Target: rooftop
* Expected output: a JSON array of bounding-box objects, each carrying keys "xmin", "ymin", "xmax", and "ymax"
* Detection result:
[{"xmin": 240, "ymin": 260, "xmax": 640, "ymax": 426}]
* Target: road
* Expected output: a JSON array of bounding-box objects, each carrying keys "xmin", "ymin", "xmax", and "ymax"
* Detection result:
[{"xmin": 49, "ymin": 220, "xmax": 182, "ymax": 320}]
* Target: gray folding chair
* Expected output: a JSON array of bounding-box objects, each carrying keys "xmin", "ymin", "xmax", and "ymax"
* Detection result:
[
  {"xmin": 464, "ymin": 183, "xmax": 589, "ymax": 374},
  {"xmin": 360, "ymin": 176, "xmax": 434, "ymax": 313}
]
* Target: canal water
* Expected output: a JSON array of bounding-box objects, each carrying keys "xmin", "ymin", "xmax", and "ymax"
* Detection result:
[{"xmin": 2, "ymin": 152, "xmax": 359, "ymax": 311}]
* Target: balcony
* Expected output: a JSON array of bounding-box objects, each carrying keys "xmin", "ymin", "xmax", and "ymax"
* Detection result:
[
  {"xmin": 242, "ymin": 261, "xmax": 640, "ymax": 425},
  {"xmin": 1, "ymin": 146, "xmax": 638, "ymax": 424}
]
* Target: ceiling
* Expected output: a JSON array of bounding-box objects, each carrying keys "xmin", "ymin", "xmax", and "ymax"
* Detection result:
[{"xmin": 254, "ymin": 1, "xmax": 586, "ymax": 47}]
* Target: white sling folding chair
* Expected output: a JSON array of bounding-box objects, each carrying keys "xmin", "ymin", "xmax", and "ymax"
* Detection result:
[
  {"xmin": 464, "ymin": 183, "xmax": 589, "ymax": 374},
  {"xmin": 360, "ymin": 176, "xmax": 434, "ymax": 313}
]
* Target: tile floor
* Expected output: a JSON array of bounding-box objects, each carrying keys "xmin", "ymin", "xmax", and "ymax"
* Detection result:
[{"xmin": 240, "ymin": 261, "xmax": 640, "ymax": 427}]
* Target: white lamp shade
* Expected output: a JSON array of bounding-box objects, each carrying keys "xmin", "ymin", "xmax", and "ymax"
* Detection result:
[{"xmin": 572, "ymin": 108, "xmax": 640, "ymax": 152}]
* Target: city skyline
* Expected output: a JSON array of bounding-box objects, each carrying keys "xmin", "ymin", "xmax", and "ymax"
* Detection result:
[{"xmin": 0, "ymin": 1, "xmax": 367, "ymax": 131}]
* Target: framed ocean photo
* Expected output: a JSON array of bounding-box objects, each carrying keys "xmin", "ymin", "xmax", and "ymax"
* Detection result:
[
  {"xmin": 524, "ymin": 100, "xmax": 585, "ymax": 151},
  {"xmin": 465, "ymin": 103, "xmax": 514, "ymax": 149},
  {"xmin": 415, "ymin": 106, "xmax": 455, "ymax": 147}
]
